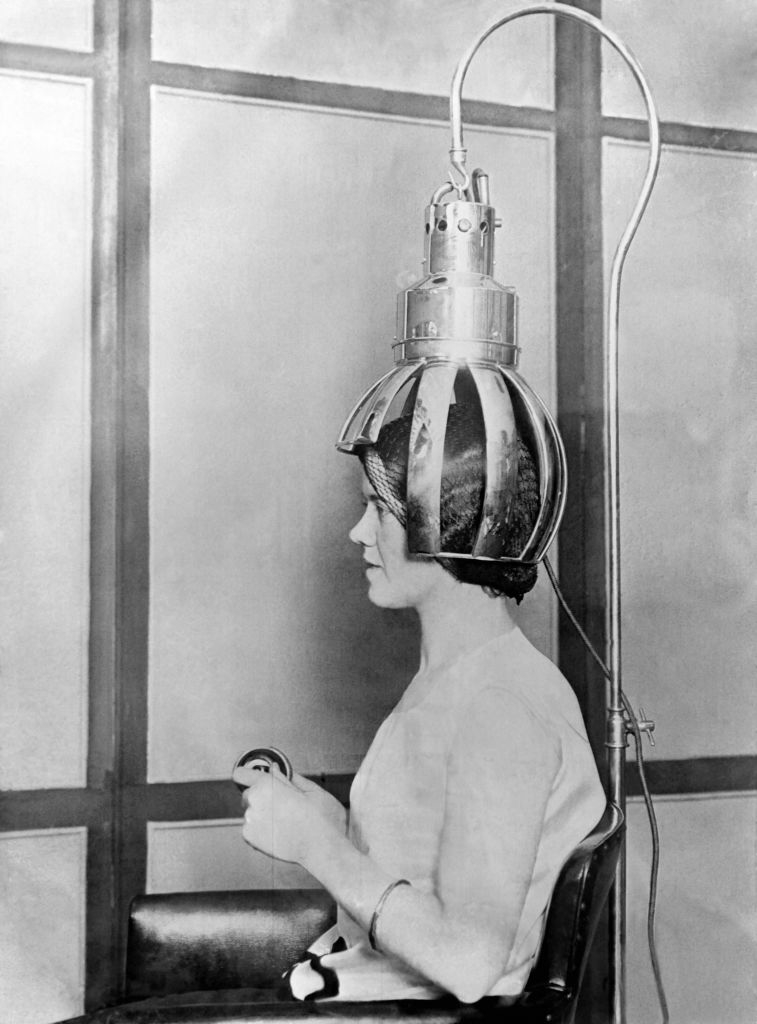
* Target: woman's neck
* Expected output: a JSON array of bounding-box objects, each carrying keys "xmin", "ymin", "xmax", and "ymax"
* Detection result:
[{"xmin": 415, "ymin": 577, "xmax": 516, "ymax": 674}]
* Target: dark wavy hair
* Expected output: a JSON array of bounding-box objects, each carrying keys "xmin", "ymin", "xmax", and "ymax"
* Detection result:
[{"xmin": 359, "ymin": 403, "xmax": 539, "ymax": 602}]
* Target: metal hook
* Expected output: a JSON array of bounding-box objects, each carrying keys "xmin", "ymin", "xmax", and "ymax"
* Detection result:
[{"xmin": 448, "ymin": 147, "xmax": 470, "ymax": 196}]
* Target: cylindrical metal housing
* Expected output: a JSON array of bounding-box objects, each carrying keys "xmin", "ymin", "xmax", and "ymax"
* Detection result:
[
  {"xmin": 396, "ymin": 200, "xmax": 518, "ymax": 366},
  {"xmin": 427, "ymin": 200, "xmax": 495, "ymax": 274}
]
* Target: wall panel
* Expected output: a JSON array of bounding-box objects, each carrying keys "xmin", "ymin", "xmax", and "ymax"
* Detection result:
[
  {"xmin": 152, "ymin": 0, "xmax": 554, "ymax": 109},
  {"xmin": 149, "ymin": 90, "xmax": 555, "ymax": 782},
  {"xmin": 0, "ymin": 828, "xmax": 87, "ymax": 1024},
  {"xmin": 626, "ymin": 795, "xmax": 757, "ymax": 1024},
  {"xmin": 603, "ymin": 139, "xmax": 757, "ymax": 761},
  {"xmin": 602, "ymin": 0, "xmax": 757, "ymax": 132},
  {"xmin": 147, "ymin": 819, "xmax": 319, "ymax": 892},
  {"xmin": 0, "ymin": 72, "xmax": 92, "ymax": 790},
  {"xmin": 0, "ymin": 0, "xmax": 93, "ymax": 52}
]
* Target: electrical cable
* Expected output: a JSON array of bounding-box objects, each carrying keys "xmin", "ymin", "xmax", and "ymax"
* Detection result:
[{"xmin": 544, "ymin": 556, "xmax": 670, "ymax": 1024}]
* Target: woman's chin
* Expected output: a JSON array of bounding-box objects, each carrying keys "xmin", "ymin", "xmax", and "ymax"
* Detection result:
[
  {"xmin": 366, "ymin": 577, "xmax": 398, "ymax": 609},
  {"xmin": 366, "ymin": 585, "xmax": 390, "ymax": 608}
]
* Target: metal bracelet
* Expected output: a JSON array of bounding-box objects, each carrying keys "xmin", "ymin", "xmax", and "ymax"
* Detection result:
[{"xmin": 368, "ymin": 879, "xmax": 411, "ymax": 951}]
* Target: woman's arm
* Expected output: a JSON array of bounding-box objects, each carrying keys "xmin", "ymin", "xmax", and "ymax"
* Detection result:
[{"xmin": 237, "ymin": 694, "xmax": 559, "ymax": 1003}]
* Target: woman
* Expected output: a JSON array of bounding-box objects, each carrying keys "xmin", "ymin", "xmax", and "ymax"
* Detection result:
[{"xmin": 233, "ymin": 403, "xmax": 606, "ymax": 1004}]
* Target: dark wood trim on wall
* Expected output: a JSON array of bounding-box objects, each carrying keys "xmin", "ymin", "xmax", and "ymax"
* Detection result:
[
  {"xmin": 151, "ymin": 61, "xmax": 757, "ymax": 159},
  {"xmin": 88, "ymin": 0, "xmax": 121, "ymax": 1007},
  {"xmin": 89, "ymin": 0, "xmax": 120, "ymax": 797},
  {"xmin": 116, "ymin": 0, "xmax": 152, "ymax": 793},
  {"xmin": 3, "ymin": 757, "xmax": 754, "ymax": 831},
  {"xmin": 151, "ymin": 62, "xmax": 556, "ymax": 134},
  {"xmin": 113, "ymin": 0, "xmax": 153, "ymax": 1002},
  {"xmin": 127, "ymin": 759, "xmax": 757, "ymax": 823},
  {"xmin": 553, "ymin": 3, "xmax": 607, "ymax": 771},
  {"xmin": 626, "ymin": 755, "xmax": 757, "ymax": 798},
  {"xmin": 1, "ymin": 789, "xmax": 108, "ymax": 829},
  {"xmin": 553, "ymin": 6, "xmax": 607, "ymax": 1023},
  {"xmin": 127, "ymin": 774, "xmax": 354, "ymax": 822},
  {"xmin": 0, "ymin": 42, "xmax": 96, "ymax": 75},
  {"xmin": 603, "ymin": 115, "xmax": 757, "ymax": 154}
]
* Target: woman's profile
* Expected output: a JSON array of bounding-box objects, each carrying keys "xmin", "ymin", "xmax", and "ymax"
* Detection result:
[{"xmin": 232, "ymin": 397, "xmax": 606, "ymax": 1005}]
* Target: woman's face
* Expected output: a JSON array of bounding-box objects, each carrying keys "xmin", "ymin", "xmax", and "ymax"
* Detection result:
[{"xmin": 349, "ymin": 472, "xmax": 445, "ymax": 610}]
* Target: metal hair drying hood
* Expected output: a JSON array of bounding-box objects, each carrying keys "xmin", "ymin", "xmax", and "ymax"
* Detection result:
[{"xmin": 337, "ymin": 169, "xmax": 567, "ymax": 566}]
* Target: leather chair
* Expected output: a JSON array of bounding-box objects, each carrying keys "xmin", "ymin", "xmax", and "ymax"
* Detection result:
[{"xmin": 56, "ymin": 804, "xmax": 623, "ymax": 1024}]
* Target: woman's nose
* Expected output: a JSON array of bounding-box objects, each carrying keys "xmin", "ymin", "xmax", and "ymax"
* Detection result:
[{"xmin": 349, "ymin": 506, "xmax": 374, "ymax": 547}]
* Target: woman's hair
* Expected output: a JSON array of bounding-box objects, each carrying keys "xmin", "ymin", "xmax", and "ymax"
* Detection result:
[{"xmin": 360, "ymin": 403, "xmax": 540, "ymax": 602}]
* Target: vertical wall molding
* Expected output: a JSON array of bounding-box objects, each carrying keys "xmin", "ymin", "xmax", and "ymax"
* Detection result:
[
  {"xmin": 113, "ymin": 0, "xmax": 153, "ymax": 997},
  {"xmin": 86, "ymin": 0, "xmax": 121, "ymax": 1008},
  {"xmin": 553, "ymin": 3, "xmax": 609, "ymax": 1023},
  {"xmin": 554, "ymin": 0, "xmax": 607, "ymax": 774}
]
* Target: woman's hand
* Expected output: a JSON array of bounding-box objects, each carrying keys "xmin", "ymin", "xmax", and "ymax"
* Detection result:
[
  {"xmin": 290, "ymin": 772, "xmax": 348, "ymax": 834},
  {"xmin": 232, "ymin": 766, "xmax": 342, "ymax": 864}
]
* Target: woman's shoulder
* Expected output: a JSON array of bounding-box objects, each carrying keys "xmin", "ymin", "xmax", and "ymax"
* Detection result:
[
  {"xmin": 451, "ymin": 628, "xmax": 589, "ymax": 743},
  {"xmin": 454, "ymin": 627, "xmax": 571, "ymax": 701}
]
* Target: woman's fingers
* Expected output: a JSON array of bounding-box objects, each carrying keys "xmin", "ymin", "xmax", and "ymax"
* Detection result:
[
  {"xmin": 231, "ymin": 764, "xmax": 264, "ymax": 791},
  {"xmin": 232, "ymin": 762, "xmax": 296, "ymax": 795},
  {"xmin": 289, "ymin": 771, "xmax": 319, "ymax": 793},
  {"xmin": 238, "ymin": 768, "xmax": 317, "ymax": 864}
]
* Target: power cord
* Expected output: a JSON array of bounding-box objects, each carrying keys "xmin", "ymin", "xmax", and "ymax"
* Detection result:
[{"xmin": 544, "ymin": 556, "xmax": 670, "ymax": 1024}]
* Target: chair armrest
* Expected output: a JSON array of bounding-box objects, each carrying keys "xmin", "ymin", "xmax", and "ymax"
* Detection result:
[
  {"xmin": 55, "ymin": 992, "xmax": 506, "ymax": 1024},
  {"xmin": 125, "ymin": 889, "xmax": 336, "ymax": 1000}
]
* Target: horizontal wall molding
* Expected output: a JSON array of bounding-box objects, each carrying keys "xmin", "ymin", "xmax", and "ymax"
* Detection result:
[
  {"xmin": 627, "ymin": 754, "xmax": 757, "ymax": 797},
  {"xmin": 3, "ymin": 45, "xmax": 755, "ymax": 160},
  {"xmin": 602, "ymin": 114, "xmax": 757, "ymax": 154},
  {"xmin": 132, "ymin": 774, "xmax": 354, "ymax": 821},
  {"xmin": 152, "ymin": 62, "xmax": 556, "ymax": 132},
  {"xmin": 0, "ymin": 788, "xmax": 109, "ymax": 829},
  {"xmin": 151, "ymin": 61, "xmax": 757, "ymax": 159},
  {"xmin": 141, "ymin": 758, "xmax": 757, "ymax": 817},
  {"xmin": 0, "ymin": 42, "xmax": 96, "ymax": 77},
  {"xmin": 4, "ymin": 757, "xmax": 752, "ymax": 831},
  {"xmin": 4, "ymin": 757, "xmax": 744, "ymax": 833}
]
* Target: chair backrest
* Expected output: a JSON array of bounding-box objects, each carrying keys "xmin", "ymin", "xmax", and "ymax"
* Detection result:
[{"xmin": 515, "ymin": 802, "xmax": 624, "ymax": 1023}]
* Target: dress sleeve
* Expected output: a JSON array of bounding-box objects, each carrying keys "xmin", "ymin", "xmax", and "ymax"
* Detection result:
[{"xmin": 436, "ymin": 687, "xmax": 561, "ymax": 937}]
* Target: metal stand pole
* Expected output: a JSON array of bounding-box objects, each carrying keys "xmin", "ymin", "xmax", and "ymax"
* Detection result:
[{"xmin": 447, "ymin": 7, "xmax": 661, "ymax": 1020}]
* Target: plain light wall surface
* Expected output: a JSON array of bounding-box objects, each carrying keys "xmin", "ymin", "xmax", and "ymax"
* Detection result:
[
  {"xmin": 147, "ymin": 819, "xmax": 318, "ymax": 892},
  {"xmin": 603, "ymin": 0, "xmax": 757, "ymax": 131},
  {"xmin": 0, "ymin": 72, "xmax": 92, "ymax": 791},
  {"xmin": 626, "ymin": 795, "xmax": 757, "ymax": 1024},
  {"xmin": 604, "ymin": 139, "xmax": 757, "ymax": 761},
  {"xmin": 0, "ymin": 829, "xmax": 86, "ymax": 1024},
  {"xmin": 152, "ymin": 0, "xmax": 554, "ymax": 109},
  {"xmin": 0, "ymin": 0, "xmax": 93, "ymax": 51},
  {"xmin": 148, "ymin": 91, "xmax": 556, "ymax": 781}
]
